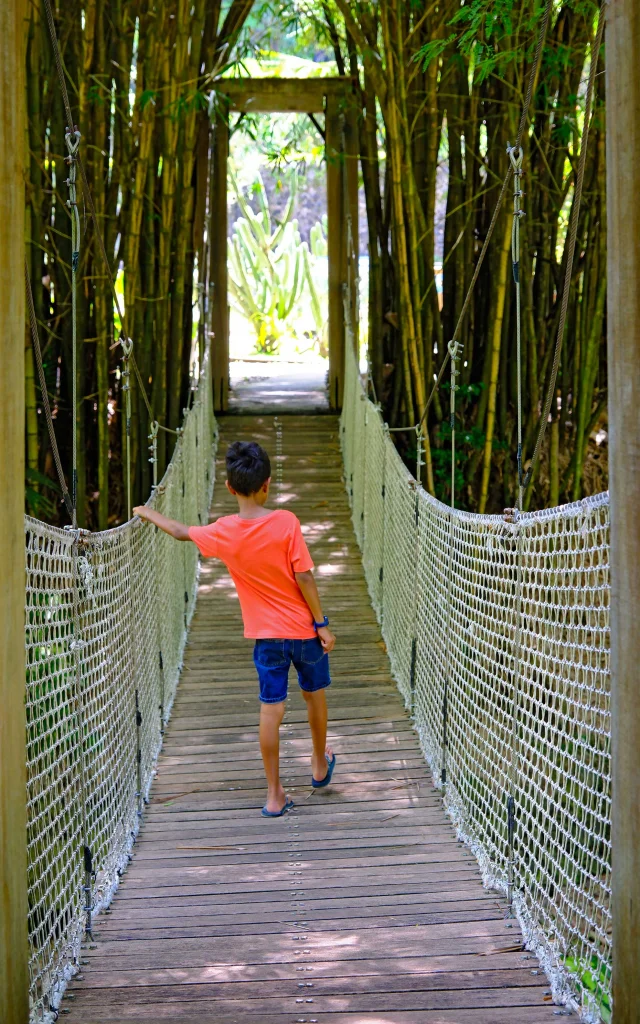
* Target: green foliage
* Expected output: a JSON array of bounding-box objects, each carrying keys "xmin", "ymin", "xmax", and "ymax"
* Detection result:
[
  {"xmin": 303, "ymin": 216, "xmax": 328, "ymax": 350},
  {"xmin": 564, "ymin": 955, "xmax": 612, "ymax": 1021},
  {"xmin": 231, "ymin": 107, "xmax": 326, "ymax": 172},
  {"xmin": 25, "ymin": 469, "xmax": 62, "ymax": 520},
  {"xmin": 414, "ymin": 34, "xmax": 456, "ymax": 72},
  {"xmin": 414, "ymin": 0, "xmax": 599, "ymax": 84},
  {"xmin": 228, "ymin": 170, "xmax": 306, "ymax": 353}
]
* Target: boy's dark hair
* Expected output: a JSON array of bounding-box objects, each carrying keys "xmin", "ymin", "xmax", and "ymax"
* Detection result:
[{"xmin": 226, "ymin": 441, "xmax": 271, "ymax": 495}]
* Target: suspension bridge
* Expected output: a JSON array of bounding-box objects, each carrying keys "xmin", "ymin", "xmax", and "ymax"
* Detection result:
[
  {"xmin": 19, "ymin": 337, "xmax": 608, "ymax": 1024},
  {"xmin": 2, "ymin": 1, "xmax": 639, "ymax": 1023}
]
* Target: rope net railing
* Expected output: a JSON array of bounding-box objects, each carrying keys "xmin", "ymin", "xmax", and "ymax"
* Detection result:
[
  {"xmin": 24, "ymin": 348, "xmax": 217, "ymax": 1022},
  {"xmin": 341, "ymin": 340, "xmax": 611, "ymax": 1022}
]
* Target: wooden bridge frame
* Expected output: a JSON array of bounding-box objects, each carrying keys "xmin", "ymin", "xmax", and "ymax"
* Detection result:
[
  {"xmin": 210, "ymin": 77, "xmax": 359, "ymax": 413},
  {"xmin": 3, "ymin": 6, "xmax": 640, "ymax": 1022}
]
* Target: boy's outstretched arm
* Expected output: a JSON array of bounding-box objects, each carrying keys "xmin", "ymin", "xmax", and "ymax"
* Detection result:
[
  {"xmin": 133, "ymin": 505, "xmax": 191, "ymax": 541},
  {"xmin": 295, "ymin": 569, "xmax": 336, "ymax": 652}
]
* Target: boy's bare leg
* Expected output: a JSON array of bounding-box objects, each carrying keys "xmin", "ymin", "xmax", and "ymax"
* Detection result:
[
  {"xmin": 259, "ymin": 701, "xmax": 288, "ymax": 813},
  {"xmin": 302, "ymin": 689, "xmax": 333, "ymax": 783}
]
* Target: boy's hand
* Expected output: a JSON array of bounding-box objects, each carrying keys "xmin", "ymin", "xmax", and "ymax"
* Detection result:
[
  {"xmin": 132, "ymin": 506, "xmax": 191, "ymax": 540},
  {"xmin": 317, "ymin": 625, "xmax": 336, "ymax": 653},
  {"xmin": 133, "ymin": 505, "xmax": 152, "ymax": 521}
]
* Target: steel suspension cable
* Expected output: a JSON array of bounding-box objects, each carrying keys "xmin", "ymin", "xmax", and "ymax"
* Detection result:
[{"xmin": 523, "ymin": 0, "xmax": 606, "ymax": 492}]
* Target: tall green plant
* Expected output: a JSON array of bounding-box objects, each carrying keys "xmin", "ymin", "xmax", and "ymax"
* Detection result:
[
  {"xmin": 302, "ymin": 216, "xmax": 328, "ymax": 355},
  {"xmin": 228, "ymin": 171, "xmax": 306, "ymax": 353}
]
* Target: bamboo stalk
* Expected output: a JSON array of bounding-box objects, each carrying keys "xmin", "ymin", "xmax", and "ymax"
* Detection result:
[
  {"xmin": 478, "ymin": 213, "xmax": 512, "ymax": 514},
  {"xmin": 380, "ymin": 0, "xmax": 424, "ymax": 423},
  {"xmin": 168, "ymin": 0, "xmax": 206, "ymax": 430}
]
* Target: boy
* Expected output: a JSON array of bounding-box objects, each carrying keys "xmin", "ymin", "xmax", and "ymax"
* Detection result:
[{"xmin": 133, "ymin": 439, "xmax": 336, "ymax": 817}]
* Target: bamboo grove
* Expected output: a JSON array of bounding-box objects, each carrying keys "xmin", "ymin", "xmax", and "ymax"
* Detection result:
[
  {"xmin": 23, "ymin": 0, "xmax": 606, "ymax": 522},
  {"xmin": 315, "ymin": 0, "xmax": 606, "ymax": 511},
  {"xmin": 24, "ymin": 0, "xmax": 254, "ymax": 528}
]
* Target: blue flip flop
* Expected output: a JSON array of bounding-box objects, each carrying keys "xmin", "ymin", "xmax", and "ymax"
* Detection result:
[
  {"xmin": 312, "ymin": 753, "xmax": 337, "ymax": 789},
  {"xmin": 262, "ymin": 798, "xmax": 294, "ymax": 818}
]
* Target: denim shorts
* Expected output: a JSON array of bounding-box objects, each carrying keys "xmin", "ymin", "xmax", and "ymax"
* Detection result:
[{"xmin": 253, "ymin": 638, "xmax": 331, "ymax": 704}]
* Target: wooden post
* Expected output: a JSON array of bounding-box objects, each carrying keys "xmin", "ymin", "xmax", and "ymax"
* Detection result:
[
  {"xmin": 326, "ymin": 94, "xmax": 346, "ymax": 411},
  {"xmin": 608, "ymin": 1, "xmax": 640, "ymax": 1019},
  {"xmin": 0, "ymin": 1, "xmax": 29, "ymax": 1021},
  {"xmin": 211, "ymin": 109, "xmax": 229, "ymax": 413}
]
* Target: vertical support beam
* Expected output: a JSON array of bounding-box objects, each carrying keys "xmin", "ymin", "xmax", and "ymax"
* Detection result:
[
  {"xmin": 0, "ymin": 1, "xmax": 29, "ymax": 1021},
  {"xmin": 344, "ymin": 95, "xmax": 360, "ymax": 355},
  {"xmin": 211, "ymin": 109, "xmax": 229, "ymax": 413},
  {"xmin": 326, "ymin": 94, "xmax": 346, "ymax": 411},
  {"xmin": 607, "ymin": 2, "xmax": 640, "ymax": 1019}
]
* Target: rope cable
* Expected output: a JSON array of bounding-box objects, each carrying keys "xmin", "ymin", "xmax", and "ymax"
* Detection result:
[
  {"xmin": 523, "ymin": 0, "xmax": 606, "ymax": 491},
  {"xmin": 504, "ymin": 141, "xmax": 526, "ymax": 911},
  {"xmin": 507, "ymin": 144, "xmax": 525, "ymax": 509}
]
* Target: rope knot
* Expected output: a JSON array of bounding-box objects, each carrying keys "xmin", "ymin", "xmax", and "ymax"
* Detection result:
[
  {"xmin": 64, "ymin": 128, "xmax": 81, "ymax": 156},
  {"xmin": 120, "ymin": 337, "xmax": 134, "ymax": 358},
  {"xmin": 506, "ymin": 143, "xmax": 523, "ymax": 173}
]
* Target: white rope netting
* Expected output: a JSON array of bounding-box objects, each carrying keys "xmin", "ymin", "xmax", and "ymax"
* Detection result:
[
  {"xmin": 341, "ymin": 341, "xmax": 611, "ymax": 1022},
  {"xmin": 25, "ymin": 350, "xmax": 217, "ymax": 1021}
]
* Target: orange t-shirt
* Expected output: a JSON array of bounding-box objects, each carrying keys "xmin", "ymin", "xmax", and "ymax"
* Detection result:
[{"xmin": 188, "ymin": 509, "xmax": 316, "ymax": 639}]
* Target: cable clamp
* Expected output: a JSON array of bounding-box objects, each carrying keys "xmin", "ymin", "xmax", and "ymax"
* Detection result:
[
  {"xmin": 64, "ymin": 526, "xmax": 91, "ymax": 543},
  {"xmin": 447, "ymin": 339, "xmax": 463, "ymax": 361},
  {"xmin": 502, "ymin": 507, "xmax": 521, "ymax": 525}
]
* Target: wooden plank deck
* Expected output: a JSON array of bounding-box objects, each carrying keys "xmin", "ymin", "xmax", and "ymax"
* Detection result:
[{"xmin": 63, "ymin": 414, "xmax": 559, "ymax": 1022}]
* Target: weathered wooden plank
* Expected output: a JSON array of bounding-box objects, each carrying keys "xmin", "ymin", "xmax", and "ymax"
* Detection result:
[
  {"xmin": 216, "ymin": 77, "xmax": 352, "ymax": 113},
  {"xmin": 63, "ymin": 950, "xmax": 541, "ymax": 989},
  {"xmin": 95, "ymin": 906, "xmax": 508, "ymax": 942},
  {"xmin": 95, "ymin": 895, "xmax": 501, "ymax": 932},
  {"xmin": 62, "ymin": 1010, "xmax": 560, "ymax": 1023},
  {"xmin": 62, "ymin": 986, "xmax": 554, "ymax": 1016},
  {"xmin": 107, "ymin": 866, "xmax": 486, "ymax": 905},
  {"xmin": 54, "ymin": 966, "xmax": 546, "ymax": 1000}
]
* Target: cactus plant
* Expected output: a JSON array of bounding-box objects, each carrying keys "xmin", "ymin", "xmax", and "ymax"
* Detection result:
[
  {"xmin": 310, "ymin": 215, "xmax": 328, "ymax": 257},
  {"xmin": 302, "ymin": 216, "xmax": 328, "ymax": 356},
  {"xmin": 228, "ymin": 171, "xmax": 306, "ymax": 354}
]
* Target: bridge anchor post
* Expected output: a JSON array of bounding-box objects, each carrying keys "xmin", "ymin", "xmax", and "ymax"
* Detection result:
[
  {"xmin": 0, "ymin": 1, "xmax": 29, "ymax": 1019},
  {"xmin": 607, "ymin": 1, "xmax": 640, "ymax": 1016}
]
